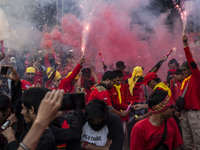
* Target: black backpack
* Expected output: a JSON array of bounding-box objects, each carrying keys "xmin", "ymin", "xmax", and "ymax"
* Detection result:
[{"xmin": 175, "ymin": 82, "xmax": 189, "ymax": 112}]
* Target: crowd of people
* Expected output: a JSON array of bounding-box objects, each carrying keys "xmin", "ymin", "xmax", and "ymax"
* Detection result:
[{"xmin": 0, "ymin": 33, "xmax": 199, "ymax": 150}]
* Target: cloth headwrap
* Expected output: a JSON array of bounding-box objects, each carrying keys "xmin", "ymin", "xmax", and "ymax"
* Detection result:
[
  {"xmin": 66, "ymin": 71, "xmax": 78, "ymax": 80},
  {"xmin": 153, "ymin": 82, "xmax": 172, "ymax": 97},
  {"xmin": 181, "ymin": 75, "xmax": 191, "ymax": 90},
  {"xmin": 26, "ymin": 67, "xmax": 36, "ymax": 73},
  {"xmin": 128, "ymin": 66, "xmax": 143, "ymax": 96},
  {"xmin": 149, "ymin": 95, "xmax": 174, "ymax": 113},
  {"xmin": 114, "ymin": 84, "xmax": 122, "ymax": 104}
]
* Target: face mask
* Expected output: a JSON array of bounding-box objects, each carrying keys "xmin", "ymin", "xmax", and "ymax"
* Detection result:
[{"xmin": 88, "ymin": 120, "xmax": 107, "ymax": 131}]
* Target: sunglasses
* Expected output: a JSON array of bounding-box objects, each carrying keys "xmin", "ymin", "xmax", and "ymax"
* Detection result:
[{"xmin": 27, "ymin": 73, "xmax": 35, "ymax": 76}]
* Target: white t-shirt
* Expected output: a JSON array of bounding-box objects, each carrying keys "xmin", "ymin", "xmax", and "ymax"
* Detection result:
[{"xmin": 81, "ymin": 122, "xmax": 108, "ymax": 146}]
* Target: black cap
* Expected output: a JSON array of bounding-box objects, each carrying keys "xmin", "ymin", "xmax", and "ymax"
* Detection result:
[
  {"xmin": 116, "ymin": 61, "xmax": 126, "ymax": 69},
  {"xmin": 179, "ymin": 61, "xmax": 190, "ymax": 70},
  {"xmin": 81, "ymin": 68, "xmax": 91, "ymax": 77}
]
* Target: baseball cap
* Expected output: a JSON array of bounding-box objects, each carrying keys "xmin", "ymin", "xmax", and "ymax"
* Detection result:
[
  {"xmin": 179, "ymin": 61, "xmax": 190, "ymax": 70},
  {"xmin": 144, "ymin": 72, "xmax": 158, "ymax": 86},
  {"xmin": 116, "ymin": 61, "xmax": 126, "ymax": 69}
]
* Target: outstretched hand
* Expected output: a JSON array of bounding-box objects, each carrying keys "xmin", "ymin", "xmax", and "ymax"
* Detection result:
[
  {"xmin": 183, "ymin": 34, "xmax": 188, "ymax": 46},
  {"xmin": 79, "ymin": 57, "xmax": 85, "ymax": 66},
  {"xmin": 34, "ymin": 90, "xmax": 64, "ymax": 128},
  {"xmin": 161, "ymin": 55, "xmax": 167, "ymax": 62}
]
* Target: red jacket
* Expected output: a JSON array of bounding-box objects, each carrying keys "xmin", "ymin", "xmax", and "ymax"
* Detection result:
[
  {"xmin": 182, "ymin": 46, "xmax": 200, "ymax": 110},
  {"xmin": 58, "ymin": 63, "xmax": 82, "ymax": 93},
  {"xmin": 126, "ymin": 77, "xmax": 146, "ymax": 104},
  {"xmin": 109, "ymin": 84, "xmax": 128, "ymax": 121},
  {"xmin": 88, "ymin": 83, "xmax": 113, "ymax": 106},
  {"xmin": 109, "ymin": 84, "xmax": 128, "ymax": 110}
]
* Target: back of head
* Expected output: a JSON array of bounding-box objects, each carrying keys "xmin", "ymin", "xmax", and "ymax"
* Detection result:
[
  {"xmin": 148, "ymin": 89, "xmax": 168, "ymax": 109},
  {"xmin": 85, "ymin": 99, "xmax": 108, "ymax": 119},
  {"xmin": 22, "ymin": 88, "xmax": 50, "ymax": 114},
  {"xmin": 0, "ymin": 94, "xmax": 11, "ymax": 113},
  {"xmin": 81, "ymin": 68, "xmax": 91, "ymax": 77},
  {"xmin": 113, "ymin": 70, "xmax": 123, "ymax": 78},
  {"xmin": 116, "ymin": 61, "xmax": 126, "ymax": 70},
  {"xmin": 102, "ymin": 71, "xmax": 114, "ymax": 81}
]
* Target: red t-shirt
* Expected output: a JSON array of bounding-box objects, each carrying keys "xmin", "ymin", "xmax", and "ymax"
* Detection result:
[{"xmin": 130, "ymin": 117, "xmax": 183, "ymax": 150}]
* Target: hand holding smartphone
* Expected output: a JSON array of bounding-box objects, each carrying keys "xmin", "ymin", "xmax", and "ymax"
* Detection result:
[{"xmin": 0, "ymin": 65, "xmax": 19, "ymax": 81}]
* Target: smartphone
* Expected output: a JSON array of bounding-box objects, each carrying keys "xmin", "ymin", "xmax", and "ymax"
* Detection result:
[
  {"xmin": 0, "ymin": 66, "xmax": 9, "ymax": 75},
  {"xmin": 1, "ymin": 120, "xmax": 10, "ymax": 130},
  {"xmin": 60, "ymin": 93, "xmax": 85, "ymax": 111}
]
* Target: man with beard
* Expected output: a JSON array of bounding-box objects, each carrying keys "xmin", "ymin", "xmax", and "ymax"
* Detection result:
[
  {"xmin": 2, "ymin": 88, "xmax": 56, "ymax": 150},
  {"xmin": 81, "ymin": 99, "xmax": 124, "ymax": 150},
  {"xmin": 88, "ymin": 71, "xmax": 129, "ymax": 118},
  {"xmin": 130, "ymin": 89, "xmax": 183, "ymax": 150}
]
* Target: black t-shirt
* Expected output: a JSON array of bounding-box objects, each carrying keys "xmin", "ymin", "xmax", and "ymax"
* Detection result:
[{"xmin": 36, "ymin": 129, "xmax": 56, "ymax": 150}]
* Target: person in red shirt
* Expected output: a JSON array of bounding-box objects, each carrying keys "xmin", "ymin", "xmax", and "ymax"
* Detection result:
[
  {"xmin": 167, "ymin": 69, "xmax": 184, "ymax": 102},
  {"xmin": 109, "ymin": 70, "xmax": 128, "ymax": 122},
  {"xmin": 132, "ymin": 72, "xmax": 172, "ymax": 121},
  {"xmin": 76, "ymin": 67, "xmax": 99, "ymax": 103},
  {"xmin": 58, "ymin": 57, "xmax": 85, "ymax": 93},
  {"xmin": 178, "ymin": 34, "xmax": 200, "ymax": 149},
  {"xmin": 130, "ymin": 89, "xmax": 183, "ymax": 150},
  {"xmin": 115, "ymin": 61, "xmax": 131, "ymax": 83},
  {"xmin": 88, "ymin": 71, "xmax": 129, "ymax": 118},
  {"xmin": 166, "ymin": 59, "xmax": 180, "ymax": 81},
  {"xmin": 126, "ymin": 56, "xmax": 167, "ymax": 124},
  {"xmin": 45, "ymin": 67, "xmax": 62, "ymax": 90}
]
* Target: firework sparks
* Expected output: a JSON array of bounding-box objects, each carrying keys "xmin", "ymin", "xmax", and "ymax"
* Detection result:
[
  {"xmin": 81, "ymin": 24, "xmax": 90, "ymax": 56},
  {"xmin": 172, "ymin": 0, "xmax": 188, "ymax": 32}
]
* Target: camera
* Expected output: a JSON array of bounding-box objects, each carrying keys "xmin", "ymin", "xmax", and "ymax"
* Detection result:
[{"xmin": 60, "ymin": 93, "xmax": 85, "ymax": 111}]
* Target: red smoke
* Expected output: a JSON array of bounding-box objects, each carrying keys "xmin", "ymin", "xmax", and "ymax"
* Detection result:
[{"xmin": 41, "ymin": 2, "xmax": 186, "ymax": 81}]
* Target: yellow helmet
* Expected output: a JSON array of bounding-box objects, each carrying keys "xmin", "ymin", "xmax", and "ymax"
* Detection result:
[
  {"xmin": 47, "ymin": 67, "xmax": 61, "ymax": 81},
  {"xmin": 26, "ymin": 67, "xmax": 36, "ymax": 73}
]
